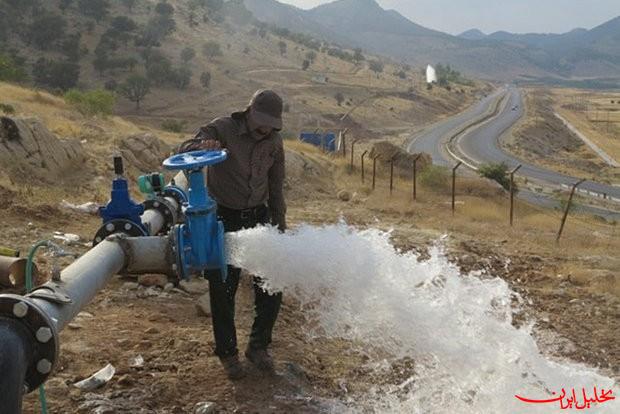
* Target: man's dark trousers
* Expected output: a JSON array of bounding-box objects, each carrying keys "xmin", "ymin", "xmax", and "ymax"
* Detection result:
[{"xmin": 205, "ymin": 204, "xmax": 283, "ymax": 358}]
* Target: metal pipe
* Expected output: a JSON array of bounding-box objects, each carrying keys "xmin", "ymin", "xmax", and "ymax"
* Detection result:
[
  {"xmin": 372, "ymin": 155, "xmax": 380, "ymax": 190},
  {"xmin": 509, "ymin": 165, "xmax": 522, "ymax": 226},
  {"xmin": 452, "ymin": 162, "xmax": 463, "ymax": 215},
  {"xmin": 556, "ymin": 179, "xmax": 586, "ymax": 243},
  {"xmin": 389, "ymin": 156, "xmax": 396, "ymax": 195},
  {"xmin": 121, "ymin": 236, "xmax": 172, "ymax": 275},
  {"xmin": 0, "ymin": 257, "xmax": 36, "ymax": 289},
  {"xmin": 361, "ymin": 150, "xmax": 368, "ymax": 183},
  {"xmin": 412, "ymin": 155, "xmax": 421, "ymax": 201},
  {"xmin": 350, "ymin": 140, "xmax": 358, "ymax": 171},
  {"xmin": 0, "ymin": 318, "xmax": 32, "ymax": 414},
  {"xmin": 26, "ymin": 239, "xmax": 126, "ymax": 333}
]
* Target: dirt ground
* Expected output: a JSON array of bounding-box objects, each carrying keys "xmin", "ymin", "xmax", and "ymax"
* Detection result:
[{"xmin": 2, "ymin": 171, "xmax": 616, "ymax": 413}]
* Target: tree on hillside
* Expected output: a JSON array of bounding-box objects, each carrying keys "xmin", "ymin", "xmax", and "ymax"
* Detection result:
[
  {"xmin": 155, "ymin": 1, "xmax": 174, "ymax": 16},
  {"xmin": 353, "ymin": 48, "xmax": 365, "ymax": 64},
  {"xmin": 28, "ymin": 13, "xmax": 67, "ymax": 50},
  {"xmin": 77, "ymin": 0, "xmax": 110, "ymax": 22},
  {"xmin": 369, "ymin": 60, "xmax": 384, "ymax": 77},
  {"xmin": 61, "ymin": 33, "xmax": 82, "ymax": 60},
  {"xmin": 301, "ymin": 59, "xmax": 310, "ymax": 71},
  {"xmin": 59, "ymin": 0, "xmax": 74, "ymax": 12},
  {"xmin": 203, "ymin": 41, "xmax": 222, "ymax": 58},
  {"xmin": 180, "ymin": 47, "xmax": 196, "ymax": 63},
  {"xmin": 200, "ymin": 71, "xmax": 211, "ymax": 89},
  {"xmin": 32, "ymin": 58, "xmax": 80, "ymax": 90},
  {"xmin": 278, "ymin": 41, "xmax": 287, "ymax": 56},
  {"xmin": 258, "ymin": 27, "xmax": 267, "ymax": 38},
  {"xmin": 136, "ymin": 15, "xmax": 176, "ymax": 47},
  {"xmin": 170, "ymin": 67, "xmax": 192, "ymax": 89},
  {"xmin": 335, "ymin": 92, "xmax": 344, "ymax": 106},
  {"xmin": 146, "ymin": 56, "xmax": 172, "ymax": 86},
  {"xmin": 119, "ymin": 74, "xmax": 150, "ymax": 109},
  {"xmin": 305, "ymin": 51, "xmax": 317, "ymax": 64},
  {"xmin": 0, "ymin": 53, "xmax": 28, "ymax": 82},
  {"xmin": 121, "ymin": 0, "xmax": 137, "ymax": 11},
  {"xmin": 111, "ymin": 16, "xmax": 138, "ymax": 33}
]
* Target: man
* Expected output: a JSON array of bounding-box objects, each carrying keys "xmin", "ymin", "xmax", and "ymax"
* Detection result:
[{"xmin": 176, "ymin": 90, "xmax": 286, "ymax": 379}]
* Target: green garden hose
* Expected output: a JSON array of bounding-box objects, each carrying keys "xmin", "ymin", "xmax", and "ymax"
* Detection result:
[{"xmin": 25, "ymin": 240, "xmax": 50, "ymax": 414}]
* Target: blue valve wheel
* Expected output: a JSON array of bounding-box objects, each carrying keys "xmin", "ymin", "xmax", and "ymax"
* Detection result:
[{"xmin": 163, "ymin": 150, "xmax": 227, "ymax": 171}]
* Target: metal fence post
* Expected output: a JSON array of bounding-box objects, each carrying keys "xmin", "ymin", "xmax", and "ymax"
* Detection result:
[
  {"xmin": 509, "ymin": 165, "xmax": 522, "ymax": 226},
  {"xmin": 372, "ymin": 155, "xmax": 380, "ymax": 190},
  {"xmin": 361, "ymin": 150, "xmax": 368, "ymax": 183},
  {"xmin": 341, "ymin": 128, "xmax": 348, "ymax": 158},
  {"xmin": 452, "ymin": 162, "xmax": 463, "ymax": 215},
  {"xmin": 350, "ymin": 139, "xmax": 358, "ymax": 172},
  {"xmin": 556, "ymin": 179, "xmax": 586, "ymax": 243},
  {"xmin": 389, "ymin": 155, "xmax": 396, "ymax": 195},
  {"xmin": 412, "ymin": 155, "xmax": 421, "ymax": 201}
]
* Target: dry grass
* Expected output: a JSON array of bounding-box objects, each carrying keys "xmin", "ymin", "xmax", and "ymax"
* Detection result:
[
  {"xmin": 334, "ymin": 158, "xmax": 619, "ymax": 262},
  {"xmin": 552, "ymin": 88, "xmax": 620, "ymax": 166}
]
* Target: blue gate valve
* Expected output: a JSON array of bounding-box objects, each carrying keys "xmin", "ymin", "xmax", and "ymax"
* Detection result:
[{"xmin": 163, "ymin": 150, "xmax": 229, "ymax": 281}]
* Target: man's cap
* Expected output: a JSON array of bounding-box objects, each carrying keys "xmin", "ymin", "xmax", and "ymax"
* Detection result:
[{"xmin": 248, "ymin": 89, "xmax": 283, "ymax": 130}]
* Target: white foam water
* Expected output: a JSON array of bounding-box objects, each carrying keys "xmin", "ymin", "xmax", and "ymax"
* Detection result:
[{"xmin": 226, "ymin": 223, "xmax": 617, "ymax": 413}]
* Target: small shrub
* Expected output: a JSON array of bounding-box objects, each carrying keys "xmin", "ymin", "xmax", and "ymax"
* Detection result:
[
  {"xmin": 0, "ymin": 103, "xmax": 16, "ymax": 114},
  {"xmin": 419, "ymin": 165, "xmax": 449, "ymax": 189},
  {"xmin": 161, "ymin": 119, "xmax": 186, "ymax": 133},
  {"xmin": 200, "ymin": 71, "xmax": 211, "ymax": 89},
  {"xmin": 203, "ymin": 41, "xmax": 222, "ymax": 58},
  {"xmin": 478, "ymin": 162, "xmax": 512, "ymax": 191},
  {"xmin": 64, "ymin": 89, "xmax": 116, "ymax": 116}
]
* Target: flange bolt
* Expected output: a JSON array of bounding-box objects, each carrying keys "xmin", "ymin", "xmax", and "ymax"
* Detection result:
[
  {"xmin": 36, "ymin": 359, "xmax": 52, "ymax": 375},
  {"xmin": 36, "ymin": 327, "xmax": 53, "ymax": 344},
  {"xmin": 12, "ymin": 302, "xmax": 28, "ymax": 318}
]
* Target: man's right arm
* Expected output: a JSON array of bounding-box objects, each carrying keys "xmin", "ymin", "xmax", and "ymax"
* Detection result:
[{"xmin": 175, "ymin": 123, "xmax": 221, "ymax": 154}]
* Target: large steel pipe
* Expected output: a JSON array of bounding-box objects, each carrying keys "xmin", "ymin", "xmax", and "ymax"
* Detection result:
[
  {"xmin": 28, "ymin": 239, "xmax": 126, "ymax": 332},
  {"xmin": 120, "ymin": 236, "xmax": 172, "ymax": 275},
  {"xmin": 0, "ymin": 318, "xmax": 33, "ymax": 414},
  {"xmin": 0, "ymin": 234, "xmax": 172, "ymax": 408}
]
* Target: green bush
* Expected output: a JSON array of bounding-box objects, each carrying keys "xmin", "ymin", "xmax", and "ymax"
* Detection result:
[
  {"xmin": 419, "ymin": 165, "xmax": 449, "ymax": 189},
  {"xmin": 0, "ymin": 103, "xmax": 16, "ymax": 114},
  {"xmin": 0, "ymin": 53, "xmax": 28, "ymax": 82},
  {"xmin": 64, "ymin": 89, "xmax": 116, "ymax": 116},
  {"xmin": 478, "ymin": 162, "xmax": 513, "ymax": 191},
  {"xmin": 161, "ymin": 119, "xmax": 187, "ymax": 133}
]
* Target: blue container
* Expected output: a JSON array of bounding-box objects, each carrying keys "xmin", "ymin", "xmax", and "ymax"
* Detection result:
[{"xmin": 299, "ymin": 132, "xmax": 337, "ymax": 152}]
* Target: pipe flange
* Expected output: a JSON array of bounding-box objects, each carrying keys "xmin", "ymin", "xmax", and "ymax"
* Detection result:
[
  {"xmin": 92, "ymin": 219, "xmax": 148, "ymax": 247},
  {"xmin": 0, "ymin": 294, "xmax": 59, "ymax": 393},
  {"xmin": 163, "ymin": 186, "xmax": 187, "ymax": 208},
  {"xmin": 143, "ymin": 198, "xmax": 178, "ymax": 234}
]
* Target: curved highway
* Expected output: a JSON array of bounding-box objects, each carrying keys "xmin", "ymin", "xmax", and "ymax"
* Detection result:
[
  {"xmin": 407, "ymin": 89, "xmax": 505, "ymax": 166},
  {"xmin": 408, "ymin": 87, "xmax": 620, "ymax": 218},
  {"xmin": 457, "ymin": 87, "xmax": 620, "ymax": 200}
]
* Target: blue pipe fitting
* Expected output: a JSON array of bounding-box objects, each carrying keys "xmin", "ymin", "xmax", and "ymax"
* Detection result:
[
  {"xmin": 98, "ymin": 157, "xmax": 145, "ymax": 231},
  {"xmin": 163, "ymin": 150, "xmax": 228, "ymax": 281}
]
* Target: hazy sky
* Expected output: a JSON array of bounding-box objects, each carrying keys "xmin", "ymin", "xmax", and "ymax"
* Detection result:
[{"xmin": 278, "ymin": 0, "xmax": 620, "ymax": 35}]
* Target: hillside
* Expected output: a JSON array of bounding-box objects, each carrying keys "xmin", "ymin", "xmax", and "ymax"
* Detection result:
[
  {"xmin": 0, "ymin": 0, "xmax": 484, "ymax": 142},
  {"xmin": 243, "ymin": 0, "xmax": 620, "ymax": 82}
]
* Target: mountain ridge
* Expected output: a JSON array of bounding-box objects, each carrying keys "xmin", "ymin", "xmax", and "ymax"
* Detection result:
[{"xmin": 244, "ymin": 0, "xmax": 620, "ymax": 81}]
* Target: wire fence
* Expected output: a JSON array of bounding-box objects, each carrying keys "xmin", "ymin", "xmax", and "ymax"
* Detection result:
[{"xmin": 344, "ymin": 141, "xmax": 619, "ymax": 244}]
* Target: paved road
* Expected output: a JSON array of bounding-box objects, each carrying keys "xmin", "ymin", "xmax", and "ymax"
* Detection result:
[
  {"xmin": 406, "ymin": 89, "xmax": 505, "ymax": 166},
  {"xmin": 408, "ymin": 87, "xmax": 620, "ymax": 219},
  {"xmin": 457, "ymin": 87, "xmax": 620, "ymax": 201}
]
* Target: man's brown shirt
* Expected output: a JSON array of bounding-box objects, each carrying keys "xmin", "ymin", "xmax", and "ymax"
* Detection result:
[{"xmin": 176, "ymin": 111, "xmax": 286, "ymax": 229}]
